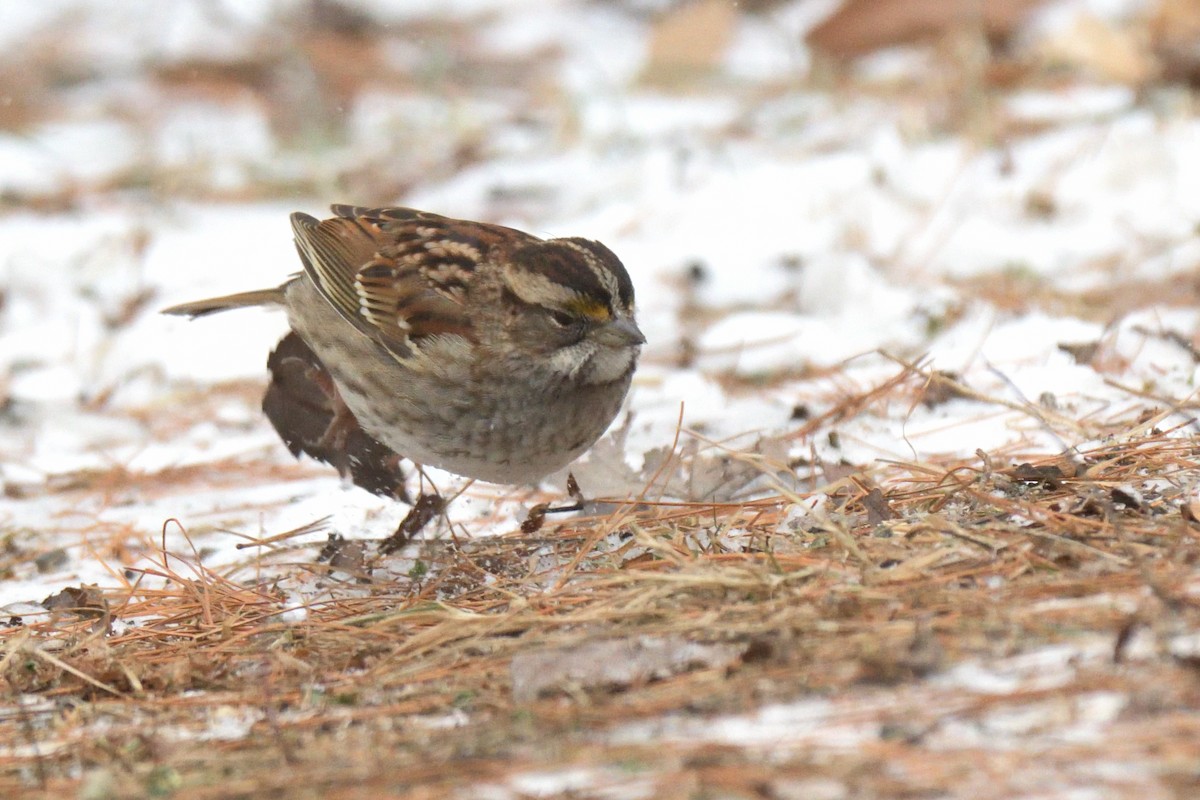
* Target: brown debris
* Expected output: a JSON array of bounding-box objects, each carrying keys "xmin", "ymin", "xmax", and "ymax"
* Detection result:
[
  {"xmin": 1010, "ymin": 461, "xmax": 1066, "ymax": 489},
  {"xmin": 1058, "ymin": 340, "xmax": 1101, "ymax": 365},
  {"xmin": 1152, "ymin": 0, "xmax": 1200, "ymax": 86},
  {"xmin": 808, "ymin": 0, "xmax": 1048, "ymax": 59},
  {"xmin": 41, "ymin": 585, "xmax": 109, "ymax": 619},
  {"xmin": 863, "ymin": 487, "xmax": 898, "ymax": 525},
  {"xmin": 920, "ymin": 370, "xmax": 973, "ymax": 408},
  {"xmin": 379, "ymin": 493, "xmax": 446, "ymax": 554},
  {"xmin": 316, "ymin": 533, "xmax": 370, "ymax": 578},
  {"xmin": 5, "ymin": 429, "xmax": 1200, "ymax": 796},
  {"xmin": 1038, "ymin": 10, "xmax": 1157, "ymax": 85},
  {"xmin": 642, "ymin": 0, "xmax": 738, "ymax": 83}
]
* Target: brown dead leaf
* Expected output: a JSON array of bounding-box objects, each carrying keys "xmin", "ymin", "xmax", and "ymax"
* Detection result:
[
  {"xmin": 1038, "ymin": 12, "xmax": 1156, "ymax": 85},
  {"xmin": 1010, "ymin": 462, "xmax": 1065, "ymax": 489},
  {"xmin": 921, "ymin": 370, "xmax": 972, "ymax": 408},
  {"xmin": 317, "ymin": 534, "xmax": 370, "ymax": 577},
  {"xmin": 808, "ymin": 0, "xmax": 1047, "ymax": 59},
  {"xmin": 1182, "ymin": 497, "xmax": 1200, "ymax": 525},
  {"xmin": 42, "ymin": 585, "xmax": 105, "ymax": 614},
  {"xmin": 864, "ymin": 488, "xmax": 898, "ymax": 526},
  {"xmin": 42, "ymin": 585, "xmax": 109, "ymax": 622},
  {"xmin": 1152, "ymin": 0, "xmax": 1200, "ymax": 86},
  {"xmin": 643, "ymin": 0, "xmax": 737, "ymax": 83},
  {"xmin": 1058, "ymin": 340, "xmax": 1101, "ymax": 366}
]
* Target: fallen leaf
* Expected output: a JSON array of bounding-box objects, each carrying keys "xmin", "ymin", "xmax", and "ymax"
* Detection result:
[
  {"xmin": 864, "ymin": 487, "xmax": 898, "ymax": 525},
  {"xmin": 1058, "ymin": 340, "xmax": 1100, "ymax": 365},
  {"xmin": 643, "ymin": 0, "xmax": 737, "ymax": 83},
  {"xmin": 1038, "ymin": 12, "xmax": 1156, "ymax": 85},
  {"xmin": 808, "ymin": 0, "xmax": 1046, "ymax": 59},
  {"xmin": 42, "ymin": 585, "xmax": 108, "ymax": 619},
  {"xmin": 1152, "ymin": 0, "xmax": 1200, "ymax": 86}
]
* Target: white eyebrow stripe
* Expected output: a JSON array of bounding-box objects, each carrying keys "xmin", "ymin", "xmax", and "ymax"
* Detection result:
[{"xmin": 556, "ymin": 240, "xmax": 622, "ymax": 307}]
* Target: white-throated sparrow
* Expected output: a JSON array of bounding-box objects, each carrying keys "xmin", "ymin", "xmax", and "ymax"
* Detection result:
[{"xmin": 164, "ymin": 205, "xmax": 644, "ymax": 486}]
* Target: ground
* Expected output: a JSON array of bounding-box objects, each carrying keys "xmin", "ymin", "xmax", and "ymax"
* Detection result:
[{"xmin": 2, "ymin": 1, "xmax": 1200, "ymax": 798}]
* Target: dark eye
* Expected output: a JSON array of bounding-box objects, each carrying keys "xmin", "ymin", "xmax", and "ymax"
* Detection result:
[{"xmin": 548, "ymin": 310, "xmax": 576, "ymax": 327}]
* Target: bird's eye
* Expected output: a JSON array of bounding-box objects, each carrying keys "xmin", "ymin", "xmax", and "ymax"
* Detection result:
[{"xmin": 549, "ymin": 310, "xmax": 576, "ymax": 327}]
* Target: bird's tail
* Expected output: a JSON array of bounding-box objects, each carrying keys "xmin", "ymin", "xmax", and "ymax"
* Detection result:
[{"xmin": 161, "ymin": 287, "xmax": 287, "ymax": 318}]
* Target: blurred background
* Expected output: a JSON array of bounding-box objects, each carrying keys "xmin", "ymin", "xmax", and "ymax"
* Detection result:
[{"xmin": 2, "ymin": 0, "xmax": 1197, "ymax": 209}]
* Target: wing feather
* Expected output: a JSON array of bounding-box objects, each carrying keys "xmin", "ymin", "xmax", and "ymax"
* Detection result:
[{"xmin": 291, "ymin": 206, "xmax": 539, "ymax": 357}]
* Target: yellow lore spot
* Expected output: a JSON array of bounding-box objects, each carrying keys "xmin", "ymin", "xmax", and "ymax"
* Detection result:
[{"xmin": 566, "ymin": 298, "xmax": 611, "ymax": 321}]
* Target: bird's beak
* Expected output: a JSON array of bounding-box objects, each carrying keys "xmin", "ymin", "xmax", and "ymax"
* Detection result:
[{"xmin": 594, "ymin": 316, "xmax": 646, "ymax": 347}]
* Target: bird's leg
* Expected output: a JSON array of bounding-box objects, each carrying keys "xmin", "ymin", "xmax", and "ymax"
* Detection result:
[
  {"xmin": 521, "ymin": 473, "xmax": 587, "ymax": 533},
  {"xmin": 379, "ymin": 491, "xmax": 444, "ymax": 554},
  {"xmin": 377, "ymin": 468, "xmax": 476, "ymax": 554}
]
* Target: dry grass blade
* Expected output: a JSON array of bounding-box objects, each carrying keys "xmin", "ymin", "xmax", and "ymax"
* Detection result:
[{"xmin": 5, "ymin": 427, "xmax": 1200, "ymax": 796}]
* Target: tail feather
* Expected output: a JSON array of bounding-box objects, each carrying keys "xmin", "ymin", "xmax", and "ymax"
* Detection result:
[{"xmin": 161, "ymin": 287, "xmax": 287, "ymax": 318}]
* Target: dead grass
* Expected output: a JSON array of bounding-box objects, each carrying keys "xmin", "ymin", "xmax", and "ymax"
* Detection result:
[
  {"xmin": 953, "ymin": 263, "xmax": 1200, "ymax": 321},
  {"xmin": 4, "ymin": 402, "xmax": 1200, "ymax": 798}
]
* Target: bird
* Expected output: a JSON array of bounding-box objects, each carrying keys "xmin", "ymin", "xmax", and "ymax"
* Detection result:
[{"xmin": 163, "ymin": 205, "xmax": 644, "ymax": 489}]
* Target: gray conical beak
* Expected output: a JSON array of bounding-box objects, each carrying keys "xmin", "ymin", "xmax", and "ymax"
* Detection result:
[{"xmin": 595, "ymin": 316, "xmax": 646, "ymax": 347}]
